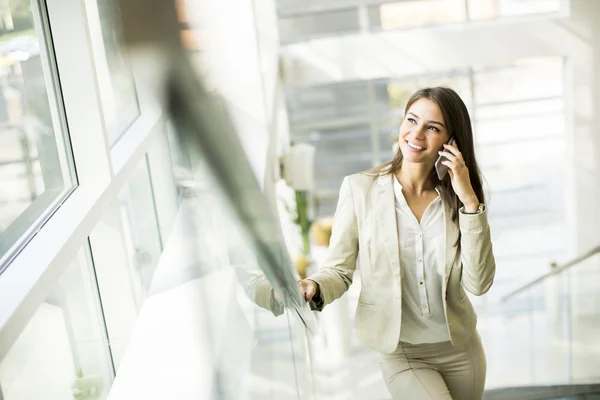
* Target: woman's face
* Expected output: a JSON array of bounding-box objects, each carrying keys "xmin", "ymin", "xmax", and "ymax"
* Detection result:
[{"xmin": 398, "ymin": 98, "xmax": 451, "ymax": 167}]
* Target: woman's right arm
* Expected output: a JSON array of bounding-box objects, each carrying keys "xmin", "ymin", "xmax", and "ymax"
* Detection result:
[{"xmin": 302, "ymin": 176, "xmax": 359, "ymax": 311}]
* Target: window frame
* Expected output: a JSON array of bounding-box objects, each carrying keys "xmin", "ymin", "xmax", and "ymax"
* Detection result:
[
  {"xmin": 0, "ymin": 0, "xmax": 78, "ymax": 270},
  {"xmin": 0, "ymin": 0, "xmax": 166, "ymax": 362}
]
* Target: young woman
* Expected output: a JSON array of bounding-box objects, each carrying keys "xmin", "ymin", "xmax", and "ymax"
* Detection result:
[{"xmin": 299, "ymin": 87, "xmax": 496, "ymax": 400}]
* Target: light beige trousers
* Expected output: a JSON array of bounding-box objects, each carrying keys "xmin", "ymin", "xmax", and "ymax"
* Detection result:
[{"xmin": 379, "ymin": 331, "xmax": 486, "ymax": 400}]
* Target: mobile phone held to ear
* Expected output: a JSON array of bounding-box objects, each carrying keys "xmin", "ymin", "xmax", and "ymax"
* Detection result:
[{"xmin": 435, "ymin": 137, "xmax": 455, "ymax": 180}]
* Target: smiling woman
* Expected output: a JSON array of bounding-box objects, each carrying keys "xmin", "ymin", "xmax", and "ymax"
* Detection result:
[{"xmin": 299, "ymin": 87, "xmax": 495, "ymax": 400}]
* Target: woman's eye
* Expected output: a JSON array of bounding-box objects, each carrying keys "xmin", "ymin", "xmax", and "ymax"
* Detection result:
[
  {"xmin": 428, "ymin": 126, "xmax": 440, "ymax": 132},
  {"xmin": 407, "ymin": 118, "xmax": 416, "ymax": 124}
]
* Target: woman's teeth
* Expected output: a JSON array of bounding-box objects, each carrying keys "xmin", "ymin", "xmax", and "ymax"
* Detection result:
[{"xmin": 407, "ymin": 141, "xmax": 425, "ymax": 150}]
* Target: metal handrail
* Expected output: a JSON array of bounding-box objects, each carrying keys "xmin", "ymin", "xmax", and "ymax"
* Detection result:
[{"xmin": 501, "ymin": 245, "xmax": 600, "ymax": 302}]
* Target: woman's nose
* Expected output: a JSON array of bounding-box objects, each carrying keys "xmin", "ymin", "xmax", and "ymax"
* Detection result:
[{"xmin": 410, "ymin": 125, "xmax": 426, "ymax": 140}]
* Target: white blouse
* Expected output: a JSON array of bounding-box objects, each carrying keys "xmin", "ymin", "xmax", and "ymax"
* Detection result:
[{"xmin": 393, "ymin": 176, "xmax": 451, "ymax": 344}]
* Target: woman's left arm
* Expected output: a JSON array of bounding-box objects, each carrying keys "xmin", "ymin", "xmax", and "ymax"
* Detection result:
[
  {"xmin": 439, "ymin": 143, "xmax": 496, "ymax": 295},
  {"xmin": 458, "ymin": 207, "xmax": 496, "ymax": 295}
]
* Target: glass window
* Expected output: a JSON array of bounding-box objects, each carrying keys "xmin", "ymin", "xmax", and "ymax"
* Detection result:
[
  {"xmin": 278, "ymin": 8, "xmax": 360, "ymax": 43},
  {"xmin": 475, "ymin": 98, "xmax": 563, "ymax": 120},
  {"xmin": 497, "ymin": 0, "xmax": 562, "ymax": 17},
  {"xmin": 0, "ymin": 245, "xmax": 113, "ymax": 399},
  {"xmin": 0, "ymin": 0, "xmax": 76, "ymax": 269},
  {"xmin": 474, "ymin": 57, "xmax": 563, "ymax": 105},
  {"xmin": 377, "ymin": 0, "xmax": 466, "ymax": 31},
  {"xmin": 468, "ymin": 0, "xmax": 563, "ymax": 21},
  {"xmin": 89, "ymin": 0, "xmax": 140, "ymax": 144},
  {"xmin": 475, "ymin": 113, "xmax": 564, "ymax": 145},
  {"xmin": 117, "ymin": 155, "xmax": 163, "ymax": 299},
  {"xmin": 467, "ymin": 0, "xmax": 499, "ymax": 21},
  {"xmin": 386, "ymin": 74, "xmax": 472, "ymax": 111},
  {"xmin": 89, "ymin": 155, "xmax": 162, "ymax": 368}
]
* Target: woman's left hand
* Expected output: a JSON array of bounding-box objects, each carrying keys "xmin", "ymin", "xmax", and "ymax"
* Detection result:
[{"xmin": 438, "ymin": 143, "xmax": 479, "ymax": 210}]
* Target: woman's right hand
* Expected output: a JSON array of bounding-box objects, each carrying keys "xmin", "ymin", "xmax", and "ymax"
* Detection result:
[{"xmin": 298, "ymin": 279, "xmax": 319, "ymax": 302}]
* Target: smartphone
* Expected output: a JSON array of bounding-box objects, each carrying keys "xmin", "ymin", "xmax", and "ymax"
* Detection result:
[{"xmin": 435, "ymin": 137, "xmax": 455, "ymax": 180}]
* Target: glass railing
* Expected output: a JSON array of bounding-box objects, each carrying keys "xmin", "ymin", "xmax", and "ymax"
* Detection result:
[
  {"xmin": 104, "ymin": 4, "xmax": 318, "ymax": 398},
  {"xmin": 106, "ymin": 143, "xmax": 316, "ymax": 399},
  {"xmin": 488, "ymin": 247, "xmax": 600, "ymax": 391}
]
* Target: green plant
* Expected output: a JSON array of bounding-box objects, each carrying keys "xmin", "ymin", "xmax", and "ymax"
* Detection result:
[{"xmin": 294, "ymin": 190, "xmax": 312, "ymax": 256}]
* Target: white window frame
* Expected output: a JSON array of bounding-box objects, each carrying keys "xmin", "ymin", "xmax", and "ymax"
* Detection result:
[{"xmin": 0, "ymin": 0, "xmax": 167, "ymax": 362}]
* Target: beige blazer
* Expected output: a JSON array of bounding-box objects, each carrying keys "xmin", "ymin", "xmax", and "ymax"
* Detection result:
[{"xmin": 308, "ymin": 173, "xmax": 496, "ymax": 354}]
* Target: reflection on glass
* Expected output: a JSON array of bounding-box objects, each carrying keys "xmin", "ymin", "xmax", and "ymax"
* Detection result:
[
  {"xmin": 0, "ymin": 245, "xmax": 113, "ymax": 399},
  {"xmin": 0, "ymin": 0, "xmax": 76, "ymax": 267},
  {"xmin": 92, "ymin": 0, "xmax": 139, "ymax": 144}
]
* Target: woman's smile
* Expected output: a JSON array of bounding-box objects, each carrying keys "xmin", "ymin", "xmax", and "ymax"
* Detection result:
[{"xmin": 406, "ymin": 140, "xmax": 427, "ymax": 152}]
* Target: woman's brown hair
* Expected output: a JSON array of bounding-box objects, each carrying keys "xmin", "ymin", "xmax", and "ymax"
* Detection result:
[{"xmin": 374, "ymin": 87, "xmax": 485, "ymax": 242}]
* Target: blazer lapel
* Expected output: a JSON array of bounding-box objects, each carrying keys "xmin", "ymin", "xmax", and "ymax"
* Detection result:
[
  {"xmin": 375, "ymin": 174, "xmax": 402, "ymax": 278},
  {"xmin": 442, "ymin": 196, "xmax": 459, "ymax": 291}
]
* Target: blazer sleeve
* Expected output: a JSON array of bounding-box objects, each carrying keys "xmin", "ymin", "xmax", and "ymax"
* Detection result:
[
  {"xmin": 459, "ymin": 206, "xmax": 496, "ymax": 296},
  {"xmin": 306, "ymin": 176, "xmax": 359, "ymax": 311}
]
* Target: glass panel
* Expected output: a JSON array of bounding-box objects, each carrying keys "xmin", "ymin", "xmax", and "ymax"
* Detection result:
[
  {"xmin": 491, "ymin": 287, "xmax": 536, "ymax": 388},
  {"xmin": 498, "ymin": 0, "xmax": 562, "ymax": 17},
  {"xmin": 117, "ymin": 156, "xmax": 162, "ymax": 298},
  {"xmin": 145, "ymin": 129, "xmax": 180, "ymax": 241},
  {"xmin": 386, "ymin": 74, "xmax": 472, "ymax": 111},
  {"xmin": 468, "ymin": 0, "xmax": 563, "ymax": 21},
  {"xmin": 278, "ymin": 8, "xmax": 359, "ymax": 43},
  {"xmin": 380, "ymin": 124, "xmax": 399, "ymax": 161},
  {"xmin": 90, "ymin": 0, "xmax": 140, "ymax": 144},
  {"xmin": 475, "ymin": 98, "xmax": 563, "ymax": 120},
  {"xmin": 473, "ymin": 57, "xmax": 567, "ymax": 306},
  {"xmin": 377, "ymin": 0, "xmax": 466, "ymax": 31},
  {"xmin": 489, "ymin": 263, "xmax": 582, "ymax": 388},
  {"xmin": 285, "ymin": 82, "xmax": 371, "ymax": 125},
  {"xmin": 0, "ymin": 0, "xmax": 76, "ymax": 268},
  {"xmin": 89, "ymin": 155, "xmax": 162, "ymax": 369},
  {"xmin": 101, "ymin": 63, "xmax": 316, "ymax": 397},
  {"xmin": 107, "ymin": 97, "xmax": 315, "ymax": 396},
  {"xmin": 0, "ymin": 245, "xmax": 113, "ymax": 399},
  {"xmin": 474, "ymin": 57, "xmax": 563, "ymax": 105},
  {"xmin": 467, "ymin": 0, "xmax": 499, "ymax": 21},
  {"xmin": 475, "ymin": 113, "xmax": 564, "ymax": 145},
  {"xmin": 570, "ymin": 253, "xmax": 600, "ymax": 382},
  {"xmin": 155, "ymin": 144, "xmax": 311, "ymax": 399}
]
